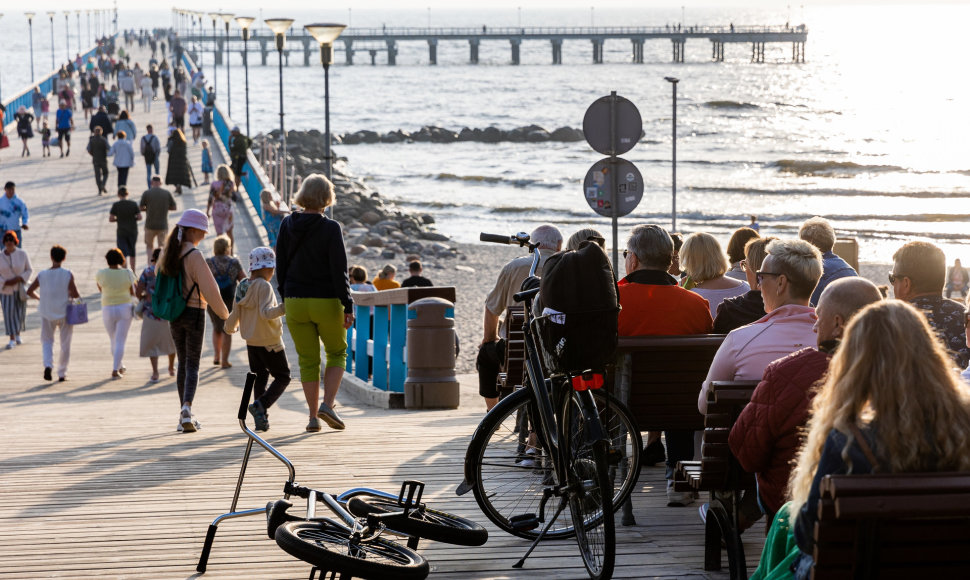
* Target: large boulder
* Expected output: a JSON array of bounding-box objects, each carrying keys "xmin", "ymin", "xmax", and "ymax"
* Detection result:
[{"xmin": 481, "ymin": 126, "xmax": 504, "ymax": 143}]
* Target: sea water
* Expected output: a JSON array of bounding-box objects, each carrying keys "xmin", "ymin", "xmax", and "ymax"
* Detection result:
[{"xmin": 2, "ymin": 4, "xmax": 968, "ymax": 263}]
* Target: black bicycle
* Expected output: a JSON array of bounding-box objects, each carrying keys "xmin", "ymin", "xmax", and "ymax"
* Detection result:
[
  {"xmin": 459, "ymin": 232, "xmax": 641, "ymax": 580},
  {"xmin": 197, "ymin": 372, "xmax": 487, "ymax": 579}
]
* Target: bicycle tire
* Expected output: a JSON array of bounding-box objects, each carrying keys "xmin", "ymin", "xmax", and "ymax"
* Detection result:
[
  {"xmin": 275, "ymin": 520, "xmax": 429, "ymax": 580},
  {"xmin": 466, "ymin": 387, "xmax": 640, "ymax": 540},
  {"xmin": 564, "ymin": 390, "xmax": 615, "ymax": 580},
  {"xmin": 346, "ymin": 495, "xmax": 488, "ymax": 546}
]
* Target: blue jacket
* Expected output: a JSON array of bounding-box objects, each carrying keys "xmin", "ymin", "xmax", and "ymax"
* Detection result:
[
  {"xmin": 114, "ymin": 119, "xmax": 137, "ymax": 142},
  {"xmin": 810, "ymin": 251, "xmax": 857, "ymax": 307},
  {"xmin": 107, "ymin": 139, "xmax": 136, "ymax": 168},
  {"xmin": 0, "ymin": 194, "xmax": 29, "ymax": 232}
]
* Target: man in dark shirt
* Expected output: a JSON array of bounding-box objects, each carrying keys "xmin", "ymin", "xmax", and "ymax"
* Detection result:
[
  {"xmin": 891, "ymin": 240, "xmax": 970, "ymax": 369},
  {"xmin": 400, "ymin": 260, "xmax": 433, "ymax": 288},
  {"xmin": 228, "ymin": 126, "xmax": 251, "ymax": 188},
  {"xmin": 139, "ymin": 176, "xmax": 177, "ymax": 263},
  {"xmin": 109, "ymin": 187, "xmax": 142, "ymax": 271},
  {"xmin": 86, "ymin": 126, "xmax": 110, "ymax": 195}
]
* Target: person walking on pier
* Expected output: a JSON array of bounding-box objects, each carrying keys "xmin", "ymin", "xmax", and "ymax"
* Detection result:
[
  {"xmin": 188, "ymin": 96, "xmax": 204, "ymax": 145},
  {"xmin": 139, "ymin": 176, "xmax": 177, "ymax": 264},
  {"xmin": 114, "ymin": 111, "xmax": 137, "ymax": 143},
  {"xmin": 55, "ymin": 100, "xmax": 75, "ymax": 158},
  {"xmin": 136, "ymin": 249, "xmax": 176, "ymax": 383},
  {"xmin": 31, "ymin": 88, "xmax": 44, "ymax": 131},
  {"xmin": 140, "ymin": 125, "xmax": 162, "ymax": 189},
  {"xmin": 169, "ymin": 90, "xmax": 187, "ymax": 132},
  {"xmin": 139, "ymin": 72, "xmax": 154, "ymax": 112},
  {"xmin": 164, "ymin": 129, "xmax": 192, "ymax": 195},
  {"xmin": 95, "ymin": 248, "xmax": 137, "ymax": 379},
  {"xmin": 0, "ymin": 183, "xmax": 29, "ymax": 247},
  {"xmin": 87, "ymin": 126, "xmax": 111, "ymax": 196},
  {"xmin": 107, "ymin": 131, "xmax": 136, "ymax": 190},
  {"xmin": 26, "ymin": 245, "xmax": 80, "ymax": 381},
  {"xmin": 228, "ymin": 127, "xmax": 251, "ymax": 188},
  {"xmin": 14, "ymin": 106, "xmax": 34, "ymax": 158},
  {"xmin": 109, "ymin": 187, "xmax": 142, "ymax": 272},
  {"xmin": 118, "ymin": 65, "xmax": 137, "ymax": 112},
  {"xmin": 0, "ymin": 231, "xmax": 33, "ymax": 350}
]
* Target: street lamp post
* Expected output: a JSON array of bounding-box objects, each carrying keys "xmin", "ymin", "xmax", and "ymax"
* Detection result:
[
  {"xmin": 64, "ymin": 12, "xmax": 70, "ymax": 61},
  {"xmin": 208, "ymin": 13, "xmax": 220, "ymax": 100},
  {"xmin": 86, "ymin": 10, "xmax": 91, "ymax": 47},
  {"xmin": 220, "ymin": 13, "xmax": 235, "ymax": 119},
  {"xmin": 25, "ymin": 12, "xmax": 35, "ymax": 83},
  {"xmin": 265, "ymin": 18, "xmax": 294, "ymax": 201},
  {"xmin": 47, "ymin": 12, "xmax": 56, "ymax": 72},
  {"xmin": 75, "ymin": 11, "xmax": 81, "ymax": 55},
  {"xmin": 664, "ymin": 76, "xmax": 679, "ymax": 231},
  {"xmin": 235, "ymin": 16, "xmax": 255, "ymax": 136},
  {"xmin": 305, "ymin": 22, "xmax": 347, "ymax": 217}
]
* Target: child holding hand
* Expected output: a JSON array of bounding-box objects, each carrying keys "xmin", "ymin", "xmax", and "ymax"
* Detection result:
[{"xmin": 225, "ymin": 247, "xmax": 291, "ymax": 431}]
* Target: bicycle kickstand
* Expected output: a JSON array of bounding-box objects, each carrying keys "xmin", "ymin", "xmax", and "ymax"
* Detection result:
[{"xmin": 512, "ymin": 496, "xmax": 569, "ymax": 569}]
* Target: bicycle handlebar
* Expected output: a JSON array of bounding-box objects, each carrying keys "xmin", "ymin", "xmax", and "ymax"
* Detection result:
[
  {"xmin": 480, "ymin": 232, "xmax": 513, "ymax": 244},
  {"xmin": 238, "ymin": 372, "xmax": 255, "ymax": 421}
]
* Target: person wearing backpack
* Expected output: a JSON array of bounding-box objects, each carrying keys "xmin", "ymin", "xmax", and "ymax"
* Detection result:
[
  {"xmin": 140, "ymin": 124, "xmax": 162, "ymax": 189},
  {"xmin": 205, "ymin": 235, "xmax": 245, "ymax": 368},
  {"xmin": 156, "ymin": 209, "xmax": 229, "ymax": 433}
]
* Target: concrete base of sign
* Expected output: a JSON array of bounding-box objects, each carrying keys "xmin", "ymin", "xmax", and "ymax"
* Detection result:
[
  {"xmin": 404, "ymin": 381, "xmax": 460, "ymax": 409},
  {"xmin": 340, "ymin": 374, "xmax": 405, "ymax": 410}
]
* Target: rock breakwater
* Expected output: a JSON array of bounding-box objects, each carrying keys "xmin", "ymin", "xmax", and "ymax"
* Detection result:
[{"xmin": 337, "ymin": 124, "xmax": 585, "ymax": 145}]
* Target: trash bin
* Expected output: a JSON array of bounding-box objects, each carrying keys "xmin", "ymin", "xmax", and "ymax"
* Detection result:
[{"xmin": 404, "ymin": 297, "xmax": 459, "ymax": 409}]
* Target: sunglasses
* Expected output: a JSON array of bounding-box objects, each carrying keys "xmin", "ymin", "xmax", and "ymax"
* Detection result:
[
  {"xmin": 755, "ymin": 271, "xmax": 782, "ymax": 285},
  {"xmin": 623, "ymin": 249, "xmax": 630, "ymax": 259},
  {"xmin": 888, "ymin": 272, "xmax": 907, "ymax": 284}
]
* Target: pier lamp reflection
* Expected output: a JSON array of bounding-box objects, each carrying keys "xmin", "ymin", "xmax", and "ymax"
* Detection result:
[
  {"xmin": 305, "ymin": 22, "xmax": 347, "ymax": 217},
  {"xmin": 265, "ymin": 18, "xmax": 295, "ymax": 202},
  {"xmin": 235, "ymin": 16, "xmax": 255, "ymax": 137}
]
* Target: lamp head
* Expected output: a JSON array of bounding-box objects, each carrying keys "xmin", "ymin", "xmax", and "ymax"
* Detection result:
[
  {"xmin": 264, "ymin": 18, "xmax": 294, "ymax": 35},
  {"xmin": 304, "ymin": 23, "xmax": 346, "ymax": 45},
  {"xmin": 664, "ymin": 76, "xmax": 680, "ymax": 84},
  {"xmin": 208, "ymin": 12, "xmax": 220, "ymax": 25},
  {"xmin": 47, "ymin": 11, "xmax": 56, "ymax": 19},
  {"xmin": 236, "ymin": 16, "xmax": 255, "ymax": 40},
  {"xmin": 220, "ymin": 13, "xmax": 234, "ymax": 25},
  {"xmin": 25, "ymin": 11, "xmax": 35, "ymax": 22}
]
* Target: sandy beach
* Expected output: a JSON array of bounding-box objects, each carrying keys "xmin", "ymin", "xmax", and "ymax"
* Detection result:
[{"xmin": 344, "ymin": 235, "xmax": 891, "ymax": 375}]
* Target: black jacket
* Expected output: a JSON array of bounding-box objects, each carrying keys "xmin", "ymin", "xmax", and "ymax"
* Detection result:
[
  {"xmin": 275, "ymin": 212, "xmax": 352, "ymax": 312},
  {"xmin": 87, "ymin": 135, "xmax": 110, "ymax": 163},
  {"xmin": 713, "ymin": 290, "xmax": 765, "ymax": 334},
  {"xmin": 89, "ymin": 111, "xmax": 114, "ymax": 137}
]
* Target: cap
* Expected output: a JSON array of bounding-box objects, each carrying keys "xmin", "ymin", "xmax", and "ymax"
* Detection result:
[
  {"xmin": 249, "ymin": 247, "xmax": 276, "ymax": 271},
  {"xmin": 231, "ymin": 126, "xmax": 240, "ymax": 133},
  {"xmin": 176, "ymin": 209, "xmax": 209, "ymax": 232}
]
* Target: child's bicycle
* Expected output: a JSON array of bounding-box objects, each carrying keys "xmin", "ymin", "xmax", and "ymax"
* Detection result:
[
  {"xmin": 196, "ymin": 372, "xmax": 488, "ymax": 579},
  {"xmin": 459, "ymin": 232, "xmax": 641, "ymax": 580}
]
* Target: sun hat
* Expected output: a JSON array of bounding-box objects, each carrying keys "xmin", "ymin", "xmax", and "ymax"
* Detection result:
[
  {"xmin": 176, "ymin": 209, "xmax": 209, "ymax": 232},
  {"xmin": 249, "ymin": 247, "xmax": 276, "ymax": 271}
]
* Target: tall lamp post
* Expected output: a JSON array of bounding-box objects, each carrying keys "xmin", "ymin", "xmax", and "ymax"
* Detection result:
[
  {"xmin": 208, "ymin": 13, "xmax": 220, "ymax": 100},
  {"xmin": 75, "ymin": 11, "xmax": 81, "ymax": 55},
  {"xmin": 265, "ymin": 18, "xmax": 294, "ymax": 201},
  {"xmin": 664, "ymin": 76, "xmax": 679, "ymax": 231},
  {"xmin": 86, "ymin": 10, "xmax": 91, "ymax": 47},
  {"xmin": 64, "ymin": 11, "xmax": 70, "ymax": 61},
  {"xmin": 25, "ymin": 12, "xmax": 36, "ymax": 83},
  {"xmin": 47, "ymin": 12, "xmax": 56, "ymax": 72},
  {"xmin": 305, "ymin": 22, "xmax": 347, "ymax": 218},
  {"xmin": 220, "ymin": 13, "xmax": 235, "ymax": 118},
  {"xmin": 235, "ymin": 16, "xmax": 255, "ymax": 136}
]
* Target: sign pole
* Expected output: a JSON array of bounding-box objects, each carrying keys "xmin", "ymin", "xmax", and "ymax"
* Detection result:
[{"xmin": 609, "ymin": 91, "xmax": 620, "ymax": 276}]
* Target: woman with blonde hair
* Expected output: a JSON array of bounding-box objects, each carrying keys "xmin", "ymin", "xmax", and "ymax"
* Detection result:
[
  {"xmin": 372, "ymin": 264, "xmax": 400, "ymax": 291},
  {"xmin": 275, "ymin": 174, "xmax": 354, "ymax": 432},
  {"xmin": 205, "ymin": 234, "xmax": 245, "ymax": 367},
  {"xmin": 680, "ymin": 232, "xmax": 749, "ymax": 317},
  {"xmin": 206, "ymin": 165, "xmax": 239, "ymax": 252},
  {"xmin": 750, "ymin": 300, "xmax": 970, "ymax": 579}
]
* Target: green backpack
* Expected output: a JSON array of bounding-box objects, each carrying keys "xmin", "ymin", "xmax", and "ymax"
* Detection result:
[{"xmin": 152, "ymin": 249, "xmax": 198, "ymax": 322}]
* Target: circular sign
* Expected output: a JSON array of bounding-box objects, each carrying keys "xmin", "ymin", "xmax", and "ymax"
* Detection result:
[
  {"xmin": 583, "ymin": 94, "xmax": 643, "ymax": 156},
  {"xmin": 583, "ymin": 157, "xmax": 644, "ymax": 218}
]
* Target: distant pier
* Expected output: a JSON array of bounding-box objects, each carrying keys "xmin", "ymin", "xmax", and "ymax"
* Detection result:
[{"xmin": 176, "ymin": 25, "xmax": 808, "ymax": 67}]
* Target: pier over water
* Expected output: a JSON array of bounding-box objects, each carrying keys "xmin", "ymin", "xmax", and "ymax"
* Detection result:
[{"xmin": 176, "ymin": 24, "xmax": 808, "ymax": 67}]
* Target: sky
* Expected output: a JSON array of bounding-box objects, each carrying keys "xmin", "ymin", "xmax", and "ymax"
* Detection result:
[{"xmin": 18, "ymin": 0, "xmax": 970, "ymax": 12}]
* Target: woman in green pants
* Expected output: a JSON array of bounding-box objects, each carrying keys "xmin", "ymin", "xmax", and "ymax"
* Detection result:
[{"xmin": 275, "ymin": 175, "xmax": 355, "ymax": 432}]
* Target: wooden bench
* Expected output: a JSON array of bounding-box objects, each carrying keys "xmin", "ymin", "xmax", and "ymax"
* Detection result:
[
  {"xmin": 611, "ymin": 334, "xmax": 726, "ymax": 525},
  {"xmin": 812, "ymin": 471, "xmax": 970, "ymax": 578},
  {"xmin": 496, "ymin": 306, "xmax": 526, "ymax": 399},
  {"xmin": 674, "ymin": 380, "xmax": 759, "ymax": 579}
]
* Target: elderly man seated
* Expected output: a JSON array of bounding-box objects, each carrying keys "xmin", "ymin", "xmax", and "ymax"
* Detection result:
[
  {"xmin": 699, "ymin": 239, "xmax": 823, "ymax": 414},
  {"xmin": 728, "ymin": 277, "xmax": 883, "ymax": 522},
  {"xmin": 618, "ymin": 224, "xmax": 713, "ymax": 506}
]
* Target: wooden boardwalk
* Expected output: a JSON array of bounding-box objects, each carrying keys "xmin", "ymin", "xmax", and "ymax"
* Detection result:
[{"xmin": 0, "ymin": 43, "xmax": 764, "ymax": 579}]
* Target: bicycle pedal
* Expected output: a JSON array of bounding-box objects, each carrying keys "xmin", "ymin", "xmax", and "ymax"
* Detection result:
[{"xmin": 509, "ymin": 513, "xmax": 540, "ymax": 531}]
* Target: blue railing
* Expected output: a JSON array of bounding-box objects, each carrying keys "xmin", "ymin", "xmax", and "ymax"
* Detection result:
[{"xmin": 2, "ymin": 39, "xmax": 110, "ymax": 129}]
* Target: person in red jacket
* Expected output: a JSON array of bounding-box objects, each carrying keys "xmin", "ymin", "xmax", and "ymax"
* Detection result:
[
  {"xmin": 618, "ymin": 224, "xmax": 713, "ymax": 506},
  {"xmin": 728, "ymin": 277, "xmax": 882, "ymax": 522}
]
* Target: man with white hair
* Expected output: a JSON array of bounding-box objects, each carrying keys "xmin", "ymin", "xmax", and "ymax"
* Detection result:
[
  {"xmin": 478, "ymin": 224, "xmax": 562, "ymax": 411},
  {"xmin": 799, "ymin": 216, "xmax": 857, "ymax": 306}
]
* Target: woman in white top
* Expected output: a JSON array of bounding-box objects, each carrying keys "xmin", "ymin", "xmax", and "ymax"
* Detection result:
[
  {"xmin": 187, "ymin": 95, "xmax": 205, "ymax": 144},
  {"xmin": 26, "ymin": 244, "xmax": 80, "ymax": 381},
  {"xmin": 0, "ymin": 231, "xmax": 33, "ymax": 349},
  {"xmin": 680, "ymin": 232, "xmax": 750, "ymax": 318}
]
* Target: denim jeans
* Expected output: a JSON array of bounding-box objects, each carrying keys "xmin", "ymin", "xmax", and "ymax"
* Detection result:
[
  {"xmin": 93, "ymin": 161, "xmax": 108, "ymax": 193},
  {"xmin": 145, "ymin": 159, "xmax": 160, "ymax": 188},
  {"xmin": 664, "ymin": 429, "xmax": 695, "ymax": 480},
  {"xmin": 170, "ymin": 307, "xmax": 205, "ymax": 405}
]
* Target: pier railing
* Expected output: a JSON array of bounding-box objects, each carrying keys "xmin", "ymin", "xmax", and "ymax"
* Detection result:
[{"xmin": 2, "ymin": 39, "xmax": 109, "ymax": 130}]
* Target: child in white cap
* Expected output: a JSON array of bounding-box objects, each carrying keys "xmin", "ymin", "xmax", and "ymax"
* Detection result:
[{"xmin": 225, "ymin": 247, "xmax": 290, "ymax": 431}]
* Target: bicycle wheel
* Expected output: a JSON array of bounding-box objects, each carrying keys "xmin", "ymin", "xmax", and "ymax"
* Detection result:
[
  {"xmin": 466, "ymin": 388, "xmax": 640, "ymax": 540},
  {"xmin": 275, "ymin": 520, "xmax": 429, "ymax": 580},
  {"xmin": 346, "ymin": 494, "xmax": 488, "ymax": 546},
  {"xmin": 467, "ymin": 388, "xmax": 574, "ymax": 539},
  {"xmin": 564, "ymin": 391, "xmax": 615, "ymax": 580}
]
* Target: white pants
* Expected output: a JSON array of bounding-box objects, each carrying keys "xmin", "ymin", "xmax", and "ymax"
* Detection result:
[
  {"xmin": 41, "ymin": 317, "xmax": 73, "ymax": 378},
  {"xmin": 102, "ymin": 304, "xmax": 133, "ymax": 371}
]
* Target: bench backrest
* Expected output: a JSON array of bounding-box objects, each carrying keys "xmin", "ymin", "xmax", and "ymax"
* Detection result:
[
  {"xmin": 615, "ymin": 334, "xmax": 726, "ymax": 432},
  {"xmin": 813, "ymin": 472, "xmax": 970, "ymax": 578},
  {"xmin": 699, "ymin": 380, "xmax": 759, "ymax": 490}
]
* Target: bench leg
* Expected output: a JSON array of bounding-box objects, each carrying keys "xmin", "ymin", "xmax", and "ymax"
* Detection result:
[
  {"xmin": 707, "ymin": 492, "xmax": 748, "ymax": 580},
  {"xmin": 704, "ymin": 495, "xmax": 724, "ymax": 571}
]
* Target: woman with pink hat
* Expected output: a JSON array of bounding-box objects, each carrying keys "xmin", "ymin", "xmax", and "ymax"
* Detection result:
[{"xmin": 157, "ymin": 209, "xmax": 229, "ymax": 433}]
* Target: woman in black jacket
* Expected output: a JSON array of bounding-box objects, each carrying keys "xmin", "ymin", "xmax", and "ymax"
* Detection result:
[{"xmin": 164, "ymin": 128, "xmax": 191, "ymax": 194}]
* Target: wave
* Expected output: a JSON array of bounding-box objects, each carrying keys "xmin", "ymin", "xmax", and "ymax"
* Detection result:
[
  {"xmin": 691, "ymin": 186, "xmax": 970, "ymax": 199},
  {"xmin": 433, "ymin": 172, "xmax": 565, "ymax": 189},
  {"xmin": 769, "ymin": 159, "xmax": 907, "ymax": 177},
  {"xmin": 704, "ymin": 100, "xmax": 761, "ymax": 110}
]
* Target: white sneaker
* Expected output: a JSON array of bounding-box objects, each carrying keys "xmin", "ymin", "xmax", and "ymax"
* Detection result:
[
  {"xmin": 5, "ymin": 340, "xmax": 13, "ymax": 350},
  {"xmin": 14, "ymin": 336, "xmax": 22, "ymax": 345},
  {"xmin": 180, "ymin": 406, "xmax": 200, "ymax": 433}
]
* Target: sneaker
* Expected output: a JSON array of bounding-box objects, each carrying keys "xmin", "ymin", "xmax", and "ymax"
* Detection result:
[
  {"xmin": 317, "ymin": 402, "xmax": 345, "ymax": 430},
  {"xmin": 180, "ymin": 407, "xmax": 198, "ymax": 433},
  {"xmin": 518, "ymin": 447, "xmax": 539, "ymax": 468},
  {"xmin": 44, "ymin": 367, "xmax": 53, "ymax": 381},
  {"xmin": 248, "ymin": 400, "xmax": 270, "ymax": 432},
  {"xmin": 15, "ymin": 336, "xmax": 22, "ymax": 345},
  {"xmin": 4, "ymin": 340, "xmax": 13, "ymax": 350},
  {"xmin": 306, "ymin": 417, "xmax": 322, "ymax": 432},
  {"xmin": 698, "ymin": 502, "xmax": 709, "ymax": 524},
  {"xmin": 667, "ymin": 480, "xmax": 695, "ymax": 507},
  {"xmin": 642, "ymin": 439, "xmax": 666, "ymax": 467},
  {"xmin": 58, "ymin": 376, "xmax": 67, "ymax": 382}
]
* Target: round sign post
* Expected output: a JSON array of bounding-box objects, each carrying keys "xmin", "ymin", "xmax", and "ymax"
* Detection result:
[{"xmin": 583, "ymin": 92, "xmax": 644, "ymax": 275}]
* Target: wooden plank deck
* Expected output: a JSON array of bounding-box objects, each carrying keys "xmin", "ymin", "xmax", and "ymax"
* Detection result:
[{"xmin": 0, "ymin": 42, "xmax": 764, "ymax": 579}]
